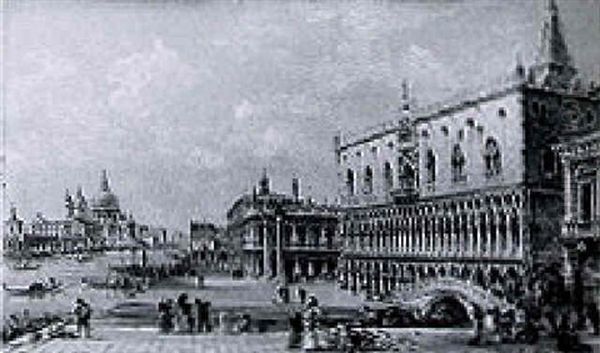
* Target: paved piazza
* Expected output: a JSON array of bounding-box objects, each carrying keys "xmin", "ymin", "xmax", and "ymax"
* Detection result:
[{"xmin": 7, "ymin": 327, "xmax": 571, "ymax": 353}]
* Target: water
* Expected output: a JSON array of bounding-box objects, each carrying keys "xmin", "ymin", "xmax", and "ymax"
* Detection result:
[{"xmin": 2, "ymin": 253, "xmax": 123, "ymax": 319}]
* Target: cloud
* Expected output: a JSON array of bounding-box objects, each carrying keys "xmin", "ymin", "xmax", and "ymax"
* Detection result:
[
  {"xmin": 404, "ymin": 44, "xmax": 442, "ymax": 71},
  {"xmin": 187, "ymin": 147, "xmax": 226, "ymax": 170},
  {"xmin": 107, "ymin": 39, "xmax": 198, "ymax": 121},
  {"xmin": 234, "ymin": 99, "xmax": 255, "ymax": 121}
]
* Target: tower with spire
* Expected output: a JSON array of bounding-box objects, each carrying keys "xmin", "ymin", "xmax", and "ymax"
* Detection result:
[
  {"xmin": 531, "ymin": 0, "xmax": 578, "ymax": 89},
  {"xmin": 65, "ymin": 188, "xmax": 74, "ymax": 218},
  {"xmin": 100, "ymin": 169, "xmax": 110, "ymax": 193},
  {"xmin": 258, "ymin": 168, "xmax": 271, "ymax": 196}
]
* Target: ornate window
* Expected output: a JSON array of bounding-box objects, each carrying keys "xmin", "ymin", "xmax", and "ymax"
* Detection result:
[
  {"xmin": 364, "ymin": 166, "xmax": 373, "ymax": 194},
  {"xmin": 346, "ymin": 169, "xmax": 355, "ymax": 196},
  {"xmin": 383, "ymin": 162, "xmax": 393, "ymax": 192},
  {"xmin": 451, "ymin": 144, "xmax": 466, "ymax": 182},
  {"xmin": 425, "ymin": 149, "xmax": 436, "ymax": 184},
  {"xmin": 484, "ymin": 138, "xmax": 502, "ymax": 177}
]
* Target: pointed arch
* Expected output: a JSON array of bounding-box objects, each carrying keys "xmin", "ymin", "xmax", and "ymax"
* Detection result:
[
  {"xmin": 451, "ymin": 144, "xmax": 466, "ymax": 182},
  {"xmin": 364, "ymin": 166, "xmax": 373, "ymax": 194},
  {"xmin": 426, "ymin": 149, "xmax": 436, "ymax": 184},
  {"xmin": 484, "ymin": 137, "xmax": 502, "ymax": 177},
  {"xmin": 383, "ymin": 161, "xmax": 393, "ymax": 192},
  {"xmin": 346, "ymin": 169, "xmax": 355, "ymax": 196}
]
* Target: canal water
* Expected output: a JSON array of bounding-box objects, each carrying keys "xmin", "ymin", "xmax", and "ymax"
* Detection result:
[{"xmin": 1, "ymin": 251, "xmax": 183, "ymax": 320}]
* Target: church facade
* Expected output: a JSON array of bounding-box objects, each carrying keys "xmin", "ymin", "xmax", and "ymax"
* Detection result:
[{"xmin": 335, "ymin": 0, "xmax": 599, "ymax": 305}]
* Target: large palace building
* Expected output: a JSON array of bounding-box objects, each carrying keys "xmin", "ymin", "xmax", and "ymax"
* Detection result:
[
  {"xmin": 227, "ymin": 171, "xmax": 339, "ymax": 283},
  {"xmin": 334, "ymin": 0, "xmax": 599, "ymax": 304}
]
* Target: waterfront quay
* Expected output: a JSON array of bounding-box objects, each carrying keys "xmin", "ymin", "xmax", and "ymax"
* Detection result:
[
  {"xmin": 9, "ymin": 324, "xmax": 594, "ymax": 353},
  {"xmin": 4, "ymin": 255, "xmax": 600, "ymax": 353}
]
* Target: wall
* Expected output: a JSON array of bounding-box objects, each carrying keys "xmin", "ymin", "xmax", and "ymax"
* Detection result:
[{"xmin": 417, "ymin": 89, "xmax": 525, "ymax": 198}]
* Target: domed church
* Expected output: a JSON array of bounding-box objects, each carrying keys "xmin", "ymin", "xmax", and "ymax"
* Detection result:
[{"xmin": 91, "ymin": 169, "xmax": 123, "ymax": 224}]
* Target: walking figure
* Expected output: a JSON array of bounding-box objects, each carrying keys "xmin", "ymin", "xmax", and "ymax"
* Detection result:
[{"xmin": 73, "ymin": 298, "xmax": 92, "ymax": 338}]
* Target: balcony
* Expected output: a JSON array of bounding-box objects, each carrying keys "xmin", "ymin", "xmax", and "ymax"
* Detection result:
[
  {"xmin": 390, "ymin": 184, "xmax": 417, "ymax": 200},
  {"xmin": 241, "ymin": 242, "xmax": 263, "ymax": 251},
  {"xmin": 562, "ymin": 219, "xmax": 600, "ymax": 239}
]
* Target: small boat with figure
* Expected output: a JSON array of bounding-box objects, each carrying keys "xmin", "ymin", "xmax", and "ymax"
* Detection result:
[
  {"xmin": 3, "ymin": 278, "xmax": 62, "ymax": 296},
  {"xmin": 76, "ymin": 253, "xmax": 93, "ymax": 263},
  {"xmin": 12, "ymin": 261, "xmax": 41, "ymax": 271}
]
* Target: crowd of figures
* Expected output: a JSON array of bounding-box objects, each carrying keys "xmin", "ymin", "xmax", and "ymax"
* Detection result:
[
  {"xmin": 157, "ymin": 293, "xmax": 212, "ymax": 334},
  {"xmin": 1, "ymin": 310, "xmax": 65, "ymax": 343},
  {"xmin": 1, "ymin": 298, "xmax": 92, "ymax": 345},
  {"xmin": 106, "ymin": 259, "xmax": 199, "ymax": 290}
]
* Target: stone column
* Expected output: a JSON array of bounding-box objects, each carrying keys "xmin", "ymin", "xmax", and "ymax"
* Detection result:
[
  {"xmin": 400, "ymin": 219, "xmax": 406, "ymax": 254},
  {"xmin": 250, "ymin": 224, "xmax": 256, "ymax": 248},
  {"xmin": 320, "ymin": 226, "xmax": 327, "ymax": 248},
  {"xmin": 432, "ymin": 216, "xmax": 437, "ymax": 254},
  {"xmin": 485, "ymin": 212, "xmax": 492, "ymax": 258},
  {"xmin": 577, "ymin": 183, "xmax": 583, "ymax": 222},
  {"xmin": 466, "ymin": 211, "xmax": 473, "ymax": 256},
  {"xmin": 420, "ymin": 211, "xmax": 426, "ymax": 254},
  {"xmin": 458, "ymin": 211, "xmax": 464, "ymax": 256},
  {"xmin": 505, "ymin": 210, "xmax": 512, "ymax": 257},
  {"xmin": 308, "ymin": 260, "xmax": 315, "ymax": 277},
  {"xmin": 291, "ymin": 223, "xmax": 298, "ymax": 246},
  {"xmin": 370, "ymin": 261, "xmax": 377, "ymax": 295},
  {"xmin": 517, "ymin": 210, "xmax": 524, "ymax": 257},
  {"xmin": 395, "ymin": 263, "xmax": 401, "ymax": 289},
  {"xmin": 379, "ymin": 261, "xmax": 385, "ymax": 295},
  {"xmin": 449, "ymin": 215, "xmax": 455, "ymax": 255},
  {"xmin": 494, "ymin": 210, "xmax": 501, "ymax": 257},
  {"xmin": 564, "ymin": 159, "xmax": 573, "ymax": 222},
  {"xmin": 263, "ymin": 220, "xmax": 270, "ymax": 278},
  {"xmin": 407, "ymin": 217, "xmax": 413, "ymax": 254},
  {"xmin": 596, "ymin": 168, "xmax": 600, "ymax": 220},
  {"xmin": 276, "ymin": 216, "xmax": 284, "ymax": 282},
  {"xmin": 294, "ymin": 257, "xmax": 301, "ymax": 280},
  {"xmin": 473, "ymin": 210, "xmax": 481, "ymax": 256},
  {"xmin": 441, "ymin": 216, "xmax": 446, "ymax": 255}
]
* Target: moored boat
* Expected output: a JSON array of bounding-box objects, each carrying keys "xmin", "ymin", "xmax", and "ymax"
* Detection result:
[
  {"xmin": 3, "ymin": 278, "xmax": 62, "ymax": 296},
  {"xmin": 76, "ymin": 253, "xmax": 93, "ymax": 262},
  {"xmin": 12, "ymin": 261, "xmax": 41, "ymax": 271}
]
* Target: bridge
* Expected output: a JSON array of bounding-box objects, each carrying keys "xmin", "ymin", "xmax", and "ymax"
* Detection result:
[{"xmin": 392, "ymin": 278, "xmax": 510, "ymax": 320}]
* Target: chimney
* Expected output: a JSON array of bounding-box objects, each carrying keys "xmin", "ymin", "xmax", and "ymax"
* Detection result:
[{"xmin": 292, "ymin": 178, "xmax": 301, "ymax": 201}]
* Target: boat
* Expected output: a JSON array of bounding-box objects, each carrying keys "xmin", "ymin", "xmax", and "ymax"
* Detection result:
[
  {"xmin": 107, "ymin": 301, "xmax": 158, "ymax": 319},
  {"xmin": 3, "ymin": 278, "xmax": 62, "ymax": 296},
  {"xmin": 12, "ymin": 261, "xmax": 41, "ymax": 271},
  {"xmin": 76, "ymin": 253, "xmax": 93, "ymax": 263}
]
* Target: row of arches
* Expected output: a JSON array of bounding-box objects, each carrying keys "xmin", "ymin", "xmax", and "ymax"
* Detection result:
[
  {"xmin": 341, "ymin": 259, "xmax": 525, "ymax": 305},
  {"xmin": 342, "ymin": 190, "xmax": 525, "ymax": 259}
]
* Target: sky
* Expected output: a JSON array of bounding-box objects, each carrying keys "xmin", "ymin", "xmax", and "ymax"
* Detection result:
[{"xmin": 2, "ymin": 0, "xmax": 599, "ymax": 231}]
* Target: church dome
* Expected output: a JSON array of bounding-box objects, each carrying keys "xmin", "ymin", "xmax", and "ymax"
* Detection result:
[
  {"xmin": 92, "ymin": 170, "xmax": 120, "ymax": 210},
  {"xmin": 94, "ymin": 191, "xmax": 120, "ymax": 210}
]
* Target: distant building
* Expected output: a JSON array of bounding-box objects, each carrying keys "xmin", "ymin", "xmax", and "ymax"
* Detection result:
[
  {"xmin": 3, "ymin": 206, "xmax": 26, "ymax": 254},
  {"xmin": 226, "ymin": 170, "xmax": 340, "ymax": 283},
  {"xmin": 190, "ymin": 221, "xmax": 230, "ymax": 271},
  {"xmin": 3, "ymin": 170, "xmax": 149, "ymax": 256}
]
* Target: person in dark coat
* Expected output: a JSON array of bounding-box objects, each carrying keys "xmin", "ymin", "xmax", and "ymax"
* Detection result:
[{"xmin": 588, "ymin": 303, "xmax": 599, "ymax": 336}]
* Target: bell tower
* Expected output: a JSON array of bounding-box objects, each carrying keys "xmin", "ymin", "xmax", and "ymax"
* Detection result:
[{"xmin": 531, "ymin": 0, "xmax": 577, "ymax": 89}]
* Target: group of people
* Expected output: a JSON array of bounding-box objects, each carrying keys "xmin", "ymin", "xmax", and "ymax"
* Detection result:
[
  {"xmin": 1, "ymin": 310, "xmax": 64, "ymax": 343},
  {"xmin": 157, "ymin": 293, "xmax": 212, "ymax": 333}
]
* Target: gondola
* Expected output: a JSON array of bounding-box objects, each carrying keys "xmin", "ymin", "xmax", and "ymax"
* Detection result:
[{"xmin": 3, "ymin": 279, "xmax": 62, "ymax": 296}]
